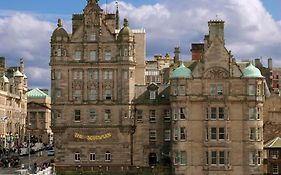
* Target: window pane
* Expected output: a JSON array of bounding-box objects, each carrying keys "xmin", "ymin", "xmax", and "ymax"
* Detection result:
[
  {"xmin": 75, "ymin": 110, "xmax": 80, "ymax": 121},
  {"xmin": 211, "ymin": 107, "xmax": 217, "ymax": 119},
  {"xmin": 218, "ymin": 107, "xmax": 224, "ymax": 119},
  {"xmin": 149, "ymin": 130, "xmax": 156, "ymax": 141},
  {"xmin": 164, "ymin": 130, "xmax": 171, "ymax": 141},
  {"xmin": 136, "ymin": 110, "xmax": 143, "ymax": 122},
  {"xmin": 211, "ymin": 128, "xmax": 217, "ymax": 140},
  {"xmin": 75, "ymin": 51, "xmax": 81, "ymax": 60},
  {"xmin": 90, "ymin": 51, "xmax": 96, "ymax": 61},
  {"xmin": 248, "ymin": 84, "xmax": 256, "ymax": 95},
  {"xmin": 149, "ymin": 110, "xmax": 156, "ymax": 122},
  {"xmin": 219, "ymin": 151, "xmax": 225, "ymax": 165},
  {"xmin": 90, "ymin": 109, "xmax": 96, "ymax": 121},
  {"xmin": 211, "ymin": 151, "xmax": 217, "ymax": 165},
  {"xmin": 105, "ymin": 51, "xmax": 111, "ymax": 61},
  {"xmin": 104, "ymin": 109, "xmax": 111, "ymax": 122},
  {"xmin": 180, "ymin": 127, "xmax": 186, "ymax": 140},
  {"xmin": 179, "ymin": 108, "xmax": 186, "ymax": 120},
  {"xmin": 219, "ymin": 128, "xmax": 225, "ymax": 140}
]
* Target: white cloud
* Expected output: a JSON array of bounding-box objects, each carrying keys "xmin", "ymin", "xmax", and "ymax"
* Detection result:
[
  {"xmin": 1, "ymin": 0, "xmax": 281, "ymax": 89},
  {"xmin": 113, "ymin": 0, "xmax": 281, "ymax": 62}
]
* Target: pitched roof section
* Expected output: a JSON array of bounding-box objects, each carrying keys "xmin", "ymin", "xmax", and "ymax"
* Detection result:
[
  {"xmin": 27, "ymin": 88, "xmax": 49, "ymax": 98},
  {"xmin": 264, "ymin": 137, "xmax": 281, "ymax": 148}
]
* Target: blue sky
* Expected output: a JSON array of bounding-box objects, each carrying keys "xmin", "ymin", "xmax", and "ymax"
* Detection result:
[{"xmin": 0, "ymin": 0, "xmax": 281, "ymax": 89}]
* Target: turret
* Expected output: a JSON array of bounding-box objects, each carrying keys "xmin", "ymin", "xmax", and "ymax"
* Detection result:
[{"xmin": 174, "ymin": 47, "xmax": 180, "ymax": 65}]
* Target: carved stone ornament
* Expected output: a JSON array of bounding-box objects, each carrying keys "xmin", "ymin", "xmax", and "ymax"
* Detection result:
[{"xmin": 203, "ymin": 67, "xmax": 229, "ymax": 79}]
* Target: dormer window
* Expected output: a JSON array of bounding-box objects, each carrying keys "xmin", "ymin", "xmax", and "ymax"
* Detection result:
[{"xmin": 147, "ymin": 83, "xmax": 159, "ymax": 100}]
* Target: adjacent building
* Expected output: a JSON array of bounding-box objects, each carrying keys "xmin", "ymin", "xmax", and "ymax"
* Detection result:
[
  {"xmin": 0, "ymin": 57, "xmax": 28, "ymax": 148},
  {"xmin": 27, "ymin": 88, "xmax": 52, "ymax": 144},
  {"xmin": 264, "ymin": 137, "xmax": 281, "ymax": 175},
  {"xmin": 50, "ymin": 1, "xmax": 267, "ymax": 175}
]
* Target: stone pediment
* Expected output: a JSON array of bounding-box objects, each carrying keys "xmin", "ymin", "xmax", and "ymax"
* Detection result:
[
  {"xmin": 27, "ymin": 102, "xmax": 50, "ymax": 109},
  {"xmin": 203, "ymin": 67, "xmax": 229, "ymax": 79}
]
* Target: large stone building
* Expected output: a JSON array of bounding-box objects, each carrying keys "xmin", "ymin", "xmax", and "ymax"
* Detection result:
[
  {"xmin": 50, "ymin": 1, "xmax": 267, "ymax": 174},
  {"xmin": 0, "ymin": 57, "xmax": 28, "ymax": 148},
  {"xmin": 27, "ymin": 88, "xmax": 52, "ymax": 144}
]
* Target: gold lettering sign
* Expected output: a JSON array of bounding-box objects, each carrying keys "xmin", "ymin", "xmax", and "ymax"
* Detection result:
[{"xmin": 74, "ymin": 132, "xmax": 112, "ymax": 141}]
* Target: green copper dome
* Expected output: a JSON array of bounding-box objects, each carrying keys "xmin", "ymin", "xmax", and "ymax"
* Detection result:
[
  {"xmin": 171, "ymin": 63, "xmax": 192, "ymax": 79},
  {"xmin": 242, "ymin": 63, "xmax": 263, "ymax": 78}
]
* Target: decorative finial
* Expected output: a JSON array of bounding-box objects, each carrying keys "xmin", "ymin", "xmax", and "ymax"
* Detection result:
[
  {"xmin": 57, "ymin": 19, "xmax": 63, "ymax": 27},
  {"xmin": 123, "ymin": 18, "xmax": 128, "ymax": 27},
  {"xmin": 115, "ymin": 0, "xmax": 119, "ymax": 29}
]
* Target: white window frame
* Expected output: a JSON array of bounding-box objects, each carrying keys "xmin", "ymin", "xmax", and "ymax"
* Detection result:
[
  {"xmin": 105, "ymin": 51, "xmax": 111, "ymax": 61},
  {"xmin": 73, "ymin": 90, "xmax": 82, "ymax": 100},
  {"xmin": 149, "ymin": 129, "xmax": 157, "ymax": 142},
  {"xmin": 105, "ymin": 151, "xmax": 111, "ymax": 161},
  {"xmin": 90, "ymin": 32, "xmax": 96, "ymax": 41},
  {"xmin": 75, "ymin": 51, "xmax": 81, "ymax": 60},
  {"xmin": 104, "ymin": 109, "xmax": 111, "ymax": 123},
  {"xmin": 211, "ymin": 151, "xmax": 217, "ymax": 165},
  {"xmin": 249, "ymin": 151, "xmax": 256, "ymax": 165},
  {"xmin": 164, "ymin": 129, "xmax": 171, "ymax": 141},
  {"xmin": 150, "ymin": 91, "xmax": 156, "ymax": 100},
  {"xmin": 136, "ymin": 110, "xmax": 143, "ymax": 122},
  {"xmin": 272, "ymin": 164, "xmax": 279, "ymax": 174},
  {"xmin": 149, "ymin": 110, "xmax": 156, "ymax": 122},
  {"xmin": 219, "ymin": 151, "xmax": 225, "ymax": 165},
  {"xmin": 179, "ymin": 127, "xmax": 186, "ymax": 141},
  {"xmin": 104, "ymin": 70, "xmax": 113, "ymax": 80},
  {"xmin": 74, "ymin": 110, "xmax": 81, "ymax": 122},
  {"xmin": 89, "ymin": 153, "xmax": 96, "ymax": 161},
  {"xmin": 73, "ymin": 71, "xmax": 83, "ymax": 80},
  {"xmin": 164, "ymin": 109, "xmax": 170, "ymax": 122},
  {"xmin": 90, "ymin": 51, "xmax": 96, "ymax": 61},
  {"xmin": 74, "ymin": 152, "xmax": 80, "ymax": 161},
  {"xmin": 249, "ymin": 107, "xmax": 257, "ymax": 120},
  {"xmin": 179, "ymin": 107, "xmax": 186, "ymax": 120},
  {"xmin": 249, "ymin": 128, "xmax": 256, "ymax": 141}
]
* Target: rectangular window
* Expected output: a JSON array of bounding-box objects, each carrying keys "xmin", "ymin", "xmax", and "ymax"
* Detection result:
[
  {"xmin": 89, "ymin": 153, "xmax": 96, "ymax": 161},
  {"xmin": 104, "ymin": 70, "xmax": 113, "ymax": 80},
  {"xmin": 74, "ymin": 152, "xmax": 80, "ymax": 161},
  {"xmin": 219, "ymin": 151, "xmax": 225, "ymax": 165},
  {"xmin": 75, "ymin": 51, "xmax": 81, "ymax": 60},
  {"xmin": 179, "ymin": 151, "xmax": 187, "ymax": 165},
  {"xmin": 272, "ymin": 164, "xmax": 279, "ymax": 174},
  {"xmin": 249, "ymin": 107, "xmax": 256, "ymax": 120},
  {"xmin": 105, "ymin": 51, "xmax": 111, "ymax": 61},
  {"xmin": 105, "ymin": 152, "xmax": 111, "ymax": 161},
  {"xmin": 90, "ymin": 33, "xmax": 96, "ymax": 41},
  {"xmin": 211, "ymin": 151, "xmax": 217, "ymax": 165},
  {"xmin": 248, "ymin": 84, "xmax": 256, "ymax": 95},
  {"xmin": 56, "ymin": 89, "xmax": 61, "ymax": 98},
  {"xmin": 218, "ymin": 128, "xmax": 225, "ymax": 140},
  {"xmin": 179, "ymin": 108, "xmax": 186, "ymax": 120},
  {"xmin": 73, "ymin": 71, "xmax": 83, "ymax": 80},
  {"xmin": 150, "ymin": 91, "xmax": 156, "ymax": 100},
  {"xmin": 123, "ymin": 71, "xmax": 128, "ymax": 79},
  {"xmin": 89, "ymin": 89, "xmax": 97, "ymax": 101},
  {"xmin": 271, "ymin": 150, "xmax": 279, "ymax": 159},
  {"xmin": 211, "ymin": 107, "xmax": 217, "ymax": 120},
  {"xmin": 164, "ymin": 130, "xmax": 171, "ymax": 141},
  {"xmin": 149, "ymin": 110, "xmax": 156, "ymax": 122},
  {"xmin": 73, "ymin": 90, "xmax": 82, "ymax": 100},
  {"xmin": 211, "ymin": 128, "xmax": 217, "ymax": 140},
  {"xmin": 89, "ymin": 109, "xmax": 96, "ymax": 122},
  {"xmin": 90, "ymin": 51, "xmax": 96, "ymax": 61},
  {"xmin": 178, "ymin": 86, "xmax": 186, "ymax": 96},
  {"xmin": 104, "ymin": 89, "xmax": 112, "ymax": 100},
  {"xmin": 210, "ymin": 84, "xmax": 223, "ymax": 95},
  {"xmin": 164, "ymin": 109, "xmax": 170, "ymax": 122},
  {"xmin": 149, "ymin": 129, "xmax": 156, "ymax": 141},
  {"xmin": 218, "ymin": 107, "xmax": 224, "ymax": 119},
  {"xmin": 89, "ymin": 70, "xmax": 98, "ymax": 80},
  {"xmin": 104, "ymin": 109, "xmax": 111, "ymax": 123},
  {"xmin": 180, "ymin": 127, "xmax": 186, "ymax": 140},
  {"xmin": 257, "ymin": 107, "xmax": 261, "ymax": 120},
  {"xmin": 55, "ymin": 70, "xmax": 61, "ymax": 80},
  {"xmin": 249, "ymin": 151, "xmax": 256, "ymax": 165},
  {"xmin": 136, "ymin": 110, "xmax": 143, "ymax": 122},
  {"xmin": 249, "ymin": 128, "xmax": 256, "ymax": 140},
  {"xmin": 74, "ymin": 110, "xmax": 81, "ymax": 121}
]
